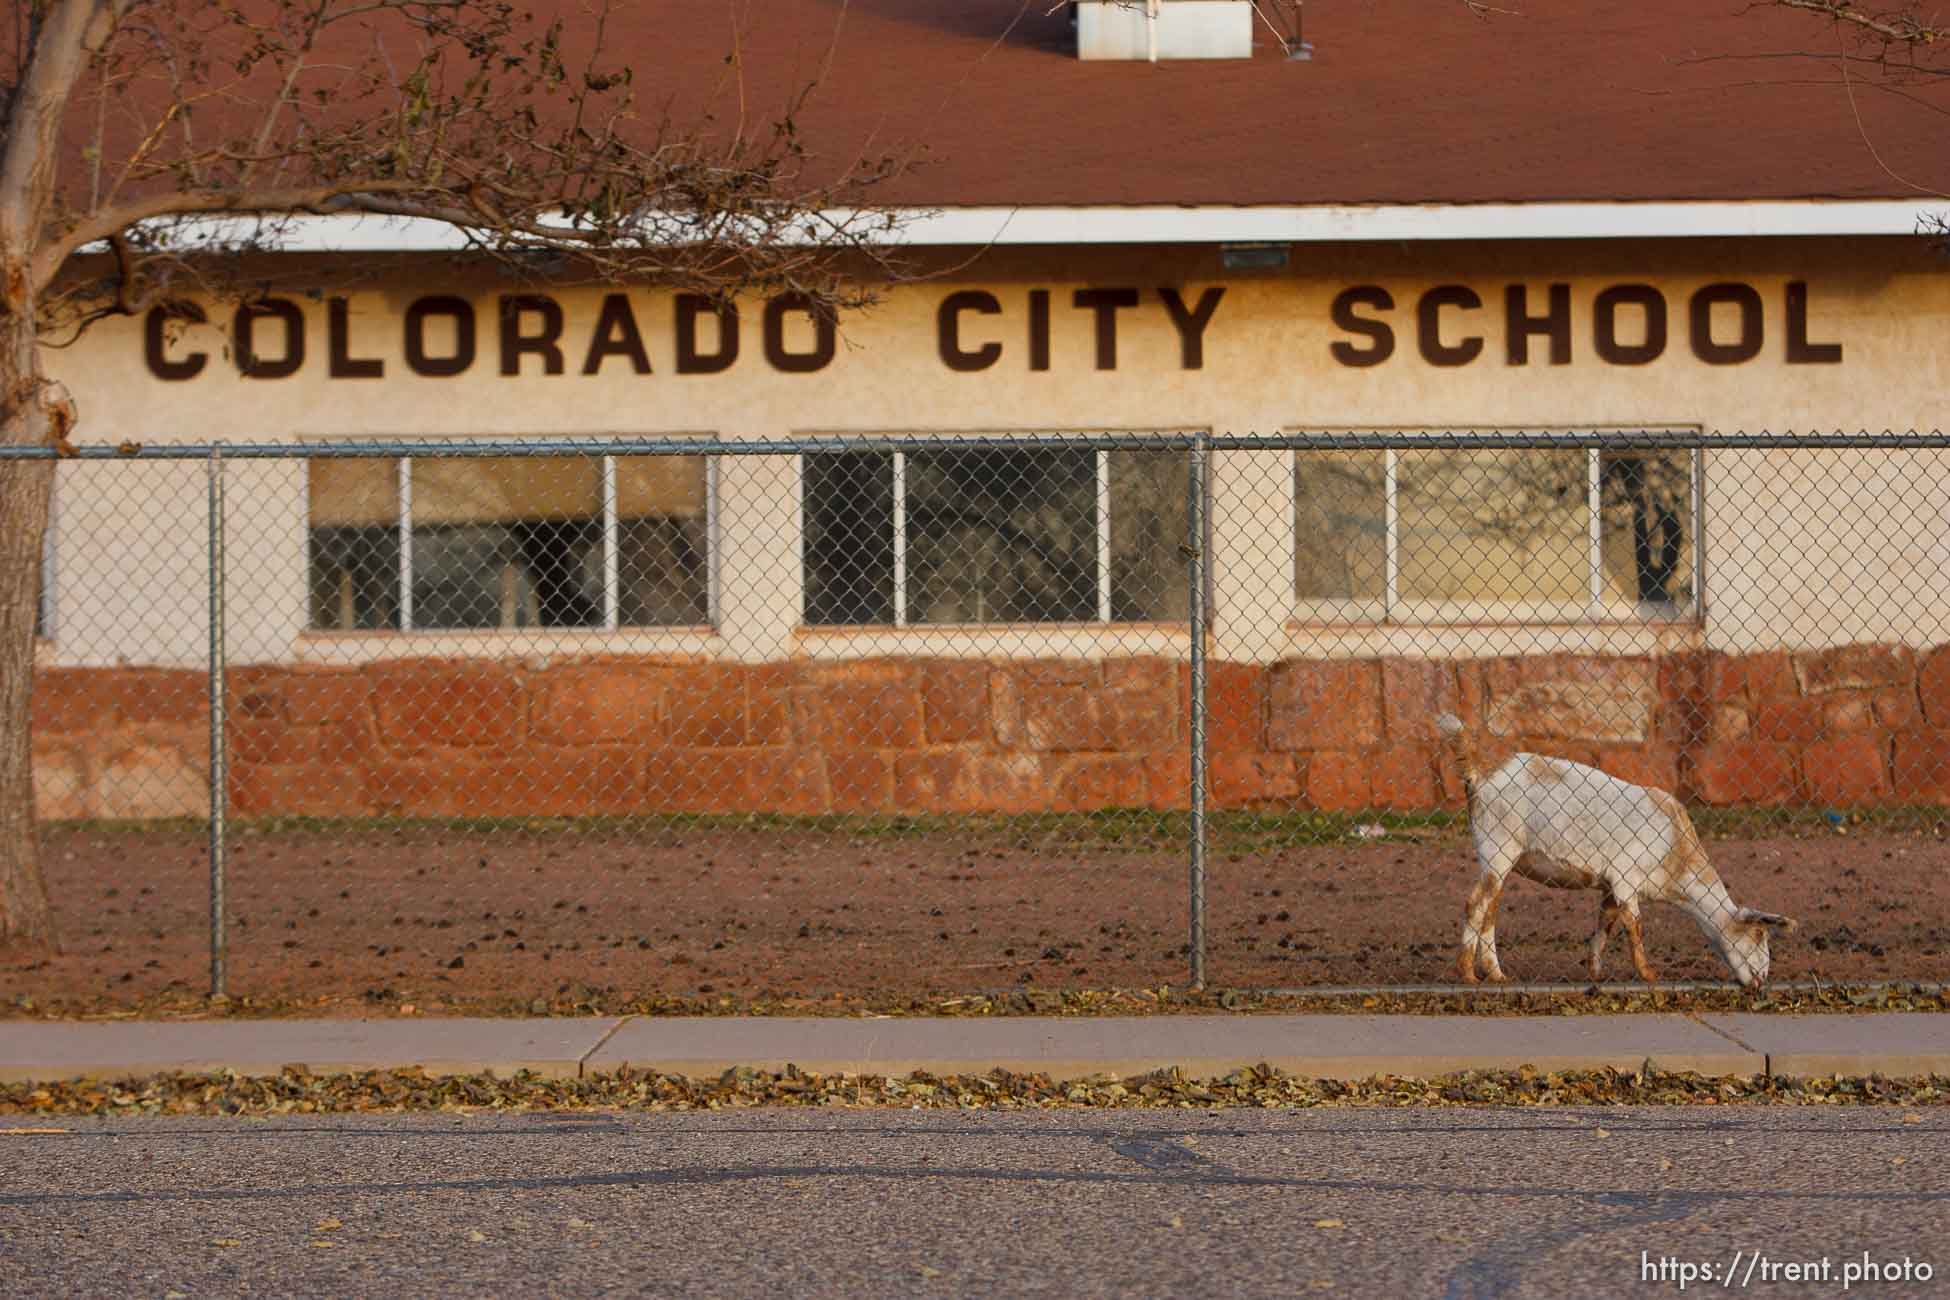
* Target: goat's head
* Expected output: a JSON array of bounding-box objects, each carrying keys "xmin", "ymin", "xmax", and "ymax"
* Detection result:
[{"xmin": 1711, "ymin": 906, "xmax": 1798, "ymax": 988}]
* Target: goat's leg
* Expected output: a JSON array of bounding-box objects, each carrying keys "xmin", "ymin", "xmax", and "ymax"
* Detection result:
[
  {"xmin": 1458, "ymin": 863, "xmax": 1512, "ymax": 984},
  {"xmin": 1621, "ymin": 902, "xmax": 1659, "ymax": 983},
  {"xmin": 1587, "ymin": 896, "xmax": 1623, "ymax": 980}
]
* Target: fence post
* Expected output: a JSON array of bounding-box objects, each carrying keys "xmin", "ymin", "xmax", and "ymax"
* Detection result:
[
  {"xmin": 1187, "ymin": 435, "xmax": 1209, "ymax": 990},
  {"xmin": 206, "ymin": 444, "xmax": 227, "ymax": 999}
]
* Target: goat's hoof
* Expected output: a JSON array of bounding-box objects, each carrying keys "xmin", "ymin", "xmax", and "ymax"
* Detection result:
[{"xmin": 1486, "ymin": 971, "xmax": 1508, "ymax": 984}]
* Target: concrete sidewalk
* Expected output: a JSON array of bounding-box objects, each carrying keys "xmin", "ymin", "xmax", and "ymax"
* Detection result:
[{"xmin": 4, "ymin": 1012, "xmax": 1949, "ymax": 1085}]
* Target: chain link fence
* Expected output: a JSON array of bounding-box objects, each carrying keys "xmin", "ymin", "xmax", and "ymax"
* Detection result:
[{"xmin": 11, "ymin": 432, "xmax": 1950, "ymax": 1007}]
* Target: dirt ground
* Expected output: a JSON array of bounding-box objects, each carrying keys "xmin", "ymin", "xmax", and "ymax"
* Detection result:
[{"xmin": 5, "ymin": 813, "xmax": 1950, "ymax": 1015}]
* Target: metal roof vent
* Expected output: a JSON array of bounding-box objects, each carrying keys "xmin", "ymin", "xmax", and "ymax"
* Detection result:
[{"xmin": 1074, "ymin": 0, "xmax": 1254, "ymax": 62}]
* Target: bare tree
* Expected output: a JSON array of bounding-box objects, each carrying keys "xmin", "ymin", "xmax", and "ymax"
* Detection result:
[{"xmin": 0, "ymin": 0, "xmax": 910, "ymax": 948}]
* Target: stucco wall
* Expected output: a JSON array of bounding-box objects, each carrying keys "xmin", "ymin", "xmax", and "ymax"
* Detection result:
[{"xmin": 41, "ymin": 237, "xmax": 1950, "ymax": 675}]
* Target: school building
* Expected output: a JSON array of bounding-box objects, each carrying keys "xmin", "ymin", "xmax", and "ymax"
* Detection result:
[{"xmin": 31, "ymin": 0, "xmax": 1950, "ymax": 822}]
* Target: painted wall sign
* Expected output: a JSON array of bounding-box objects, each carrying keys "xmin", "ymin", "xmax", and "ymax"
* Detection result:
[
  {"xmin": 140, "ymin": 280, "xmax": 1842, "ymax": 380},
  {"xmin": 1327, "ymin": 281, "xmax": 1841, "ymax": 368}
]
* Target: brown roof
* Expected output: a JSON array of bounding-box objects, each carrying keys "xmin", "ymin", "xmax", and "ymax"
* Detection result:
[{"xmin": 634, "ymin": 0, "xmax": 1947, "ymax": 207}]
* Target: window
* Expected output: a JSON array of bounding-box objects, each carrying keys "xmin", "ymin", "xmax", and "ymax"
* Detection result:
[
  {"xmin": 308, "ymin": 452, "xmax": 711, "ymax": 631},
  {"xmin": 1293, "ymin": 441, "xmax": 1697, "ymax": 622},
  {"xmin": 802, "ymin": 444, "xmax": 1190, "ymax": 626}
]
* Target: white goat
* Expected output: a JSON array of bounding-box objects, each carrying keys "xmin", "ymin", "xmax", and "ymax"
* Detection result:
[{"xmin": 1436, "ymin": 713, "xmax": 1795, "ymax": 988}]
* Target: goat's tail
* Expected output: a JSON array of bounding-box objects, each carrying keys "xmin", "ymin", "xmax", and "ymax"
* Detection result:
[{"xmin": 1435, "ymin": 712, "xmax": 1480, "ymax": 807}]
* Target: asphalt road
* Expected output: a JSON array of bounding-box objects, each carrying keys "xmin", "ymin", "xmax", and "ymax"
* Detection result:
[{"xmin": 0, "ymin": 1108, "xmax": 1945, "ymax": 1298}]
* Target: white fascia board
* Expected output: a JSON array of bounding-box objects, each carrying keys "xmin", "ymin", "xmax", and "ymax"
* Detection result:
[{"xmin": 142, "ymin": 200, "xmax": 1946, "ymax": 253}]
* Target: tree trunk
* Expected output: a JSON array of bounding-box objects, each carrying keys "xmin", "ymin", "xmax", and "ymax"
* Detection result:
[{"xmin": 0, "ymin": 277, "xmax": 57, "ymax": 950}]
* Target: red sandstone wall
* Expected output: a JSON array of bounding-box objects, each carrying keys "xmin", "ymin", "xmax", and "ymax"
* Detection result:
[{"xmin": 29, "ymin": 645, "xmax": 1950, "ymax": 821}]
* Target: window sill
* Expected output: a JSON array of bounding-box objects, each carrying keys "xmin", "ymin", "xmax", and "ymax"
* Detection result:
[
  {"xmin": 791, "ymin": 622, "xmax": 1194, "ymax": 658},
  {"xmin": 295, "ymin": 626, "xmax": 719, "ymax": 664}
]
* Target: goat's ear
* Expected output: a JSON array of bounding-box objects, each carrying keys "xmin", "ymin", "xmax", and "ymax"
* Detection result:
[{"xmin": 1736, "ymin": 907, "xmax": 1797, "ymax": 933}]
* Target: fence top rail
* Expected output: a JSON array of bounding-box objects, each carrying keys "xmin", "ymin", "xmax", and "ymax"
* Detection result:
[
  {"xmin": 0, "ymin": 434, "xmax": 1207, "ymax": 460},
  {"xmin": 5, "ymin": 430, "xmax": 1950, "ymax": 459},
  {"xmin": 1210, "ymin": 430, "xmax": 1950, "ymax": 451}
]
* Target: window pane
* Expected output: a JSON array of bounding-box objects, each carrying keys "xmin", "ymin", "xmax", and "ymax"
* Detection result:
[
  {"xmin": 1294, "ymin": 450, "xmax": 1385, "ymax": 600},
  {"xmin": 617, "ymin": 455, "xmax": 710, "ymax": 626},
  {"xmin": 1599, "ymin": 450, "xmax": 1695, "ymax": 610},
  {"xmin": 804, "ymin": 451, "xmax": 895, "ymax": 625},
  {"xmin": 308, "ymin": 457, "xmax": 400, "ymax": 630},
  {"xmin": 1396, "ymin": 448, "xmax": 1588, "ymax": 603},
  {"xmin": 410, "ymin": 458, "xmax": 603, "ymax": 629},
  {"xmin": 411, "ymin": 519, "xmax": 604, "ymax": 629},
  {"xmin": 906, "ymin": 448, "xmax": 1096, "ymax": 624},
  {"xmin": 1109, "ymin": 449, "xmax": 1191, "ymax": 620},
  {"xmin": 413, "ymin": 456, "xmax": 598, "ymax": 524}
]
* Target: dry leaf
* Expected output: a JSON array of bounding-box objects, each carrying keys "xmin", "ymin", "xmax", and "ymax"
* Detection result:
[
  {"xmin": 1658, "ymin": 1157, "xmax": 1674, "ymax": 1171},
  {"xmin": 919, "ymin": 1266, "xmax": 943, "ymax": 1279},
  {"xmin": 0, "ymin": 1127, "xmax": 70, "ymax": 1135},
  {"xmin": 567, "ymin": 1218, "xmax": 593, "ymax": 1231},
  {"xmin": 1314, "ymin": 1219, "xmax": 1345, "ymax": 1229},
  {"xmin": 314, "ymin": 1218, "xmax": 343, "ymax": 1232},
  {"xmin": 1904, "ymin": 1113, "xmax": 1924, "ymax": 1124},
  {"xmin": 1892, "ymin": 1156, "xmax": 1907, "ymax": 1167},
  {"xmin": 308, "ymin": 1240, "xmax": 335, "ymax": 1250},
  {"xmin": 1167, "ymin": 1215, "xmax": 1184, "ymax": 1229},
  {"xmin": 209, "ymin": 1239, "xmax": 241, "ymax": 1248},
  {"xmin": 1594, "ymin": 1128, "xmax": 1610, "ymax": 1139},
  {"xmin": 466, "ymin": 1230, "xmax": 487, "ymax": 1244}
]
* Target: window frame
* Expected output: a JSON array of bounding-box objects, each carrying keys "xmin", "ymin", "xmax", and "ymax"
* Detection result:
[
  {"xmin": 1290, "ymin": 432, "xmax": 1704, "ymax": 627},
  {"xmin": 796, "ymin": 434, "xmax": 1195, "ymax": 629},
  {"xmin": 304, "ymin": 440, "xmax": 720, "ymax": 635}
]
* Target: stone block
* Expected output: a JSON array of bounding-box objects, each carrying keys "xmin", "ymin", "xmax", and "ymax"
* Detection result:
[
  {"xmin": 1380, "ymin": 659, "xmax": 1458, "ymax": 744},
  {"xmin": 921, "ymin": 661, "xmax": 990, "ymax": 745},
  {"xmin": 1719, "ymin": 651, "xmax": 1796, "ymax": 702},
  {"xmin": 31, "ymin": 670, "xmax": 106, "ymax": 734},
  {"xmin": 1143, "ymin": 750, "xmax": 1191, "ymax": 811},
  {"xmin": 1594, "ymin": 744, "xmax": 1680, "ymax": 793},
  {"xmin": 1053, "ymin": 756, "xmax": 1149, "ymax": 811},
  {"xmin": 747, "ymin": 664, "xmax": 795, "ymax": 746},
  {"xmin": 455, "ymin": 751, "xmax": 644, "ymax": 818},
  {"xmin": 663, "ymin": 667, "xmax": 749, "ymax": 746},
  {"xmin": 1793, "ymin": 643, "xmax": 1914, "ymax": 695},
  {"xmin": 1267, "ymin": 660, "xmax": 1383, "ymax": 751},
  {"xmin": 1306, "ymin": 749, "xmax": 1373, "ymax": 812},
  {"xmin": 371, "ymin": 666, "xmax": 524, "ymax": 749},
  {"xmin": 229, "ymin": 761, "xmax": 371, "ymax": 818},
  {"xmin": 108, "ymin": 669, "xmax": 208, "ymax": 726},
  {"xmin": 1021, "ymin": 682, "xmax": 1114, "ymax": 751},
  {"xmin": 532, "ymin": 667, "xmax": 659, "ymax": 745},
  {"xmin": 1686, "ymin": 741, "xmax": 1796, "ymax": 807},
  {"xmin": 826, "ymin": 751, "xmax": 895, "ymax": 813},
  {"xmin": 95, "ymin": 742, "xmax": 208, "ymax": 818},
  {"xmin": 1104, "ymin": 657, "xmax": 1174, "ymax": 694},
  {"xmin": 1207, "ymin": 751, "xmax": 1300, "ymax": 809},
  {"xmin": 1801, "ymin": 734, "xmax": 1891, "ymax": 807},
  {"xmin": 32, "ymin": 744, "xmax": 88, "ymax": 820},
  {"xmin": 1369, "ymin": 744, "xmax": 1438, "ymax": 810},
  {"xmin": 1107, "ymin": 685, "xmax": 1177, "ymax": 750},
  {"xmin": 229, "ymin": 717, "xmax": 368, "ymax": 767},
  {"xmin": 806, "ymin": 669, "xmax": 923, "ymax": 751},
  {"xmin": 642, "ymin": 748, "xmax": 753, "ymax": 814},
  {"xmin": 1483, "ymin": 656, "xmax": 1655, "ymax": 742},
  {"xmin": 1873, "ymin": 686, "xmax": 1922, "ymax": 731},
  {"xmin": 1709, "ymin": 702, "xmax": 1750, "ymax": 741},
  {"xmin": 1750, "ymin": 696, "xmax": 1824, "ymax": 745},
  {"xmin": 281, "ymin": 670, "xmax": 374, "ymax": 727},
  {"xmin": 1821, "ymin": 692, "xmax": 1876, "ymax": 734},
  {"xmin": 1918, "ymin": 647, "xmax": 1950, "ymax": 727},
  {"xmin": 1892, "ymin": 731, "xmax": 1950, "ymax": 803},
  {"xmin": 748, "ymin": 749, "xmax": 829, "ymax": 816},
  {"xmin": 1202, "ymin": 661, "xmax": 1265, "ymax": 753}
]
